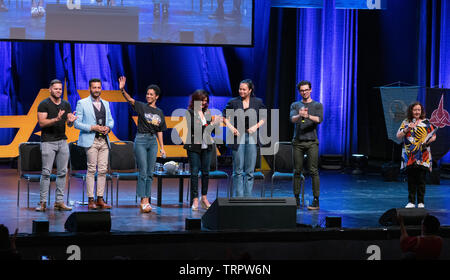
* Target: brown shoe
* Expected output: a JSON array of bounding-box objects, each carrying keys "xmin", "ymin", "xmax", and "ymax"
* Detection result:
[
  {"xmin": 88, "ymin": 197, "xmax": 97, "ymax": 210},
  {"xmin": 35, "ymin": 202, "xmax": 46, "ymax": 212},
  {"xmin": 54, "ymin": 202, "xmax": 72, "ymax": 211},
  {"xmin": 96, "ymin": 197, "xmax": 112, "ymax": 209}
]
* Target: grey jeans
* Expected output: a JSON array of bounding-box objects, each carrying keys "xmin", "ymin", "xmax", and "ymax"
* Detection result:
[{"xmin": 40, "ymin": 140, "xmax": 70, "ymax": 203}]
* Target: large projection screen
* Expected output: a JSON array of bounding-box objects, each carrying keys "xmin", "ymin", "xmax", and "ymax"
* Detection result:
[{"xmin": 0, "ymin": 0, "xmax": 254, "ymax": 46}]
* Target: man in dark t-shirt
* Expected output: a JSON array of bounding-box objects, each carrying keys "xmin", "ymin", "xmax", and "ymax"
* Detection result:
[
  {"xmin": 290, "ymin": 80, "xmax": 323, "ymax": 210},
  {"xmin": 36, "ymin": 79, "xmax": 77, "ymax": 211}
]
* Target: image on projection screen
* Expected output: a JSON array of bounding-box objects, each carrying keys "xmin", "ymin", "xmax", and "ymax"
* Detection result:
[
  {"xmin": 0, "ymin": 0, "xmax": 253, "ymax": 46},
  {"xmin": 270, "ymin": 0, "xmax": 386, "ymax": 9}
]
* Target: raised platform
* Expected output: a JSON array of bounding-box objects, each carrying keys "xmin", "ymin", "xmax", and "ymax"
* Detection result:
[
  {"xmin": 1, "ymin": 165, "xmax": 450, "ymax": 260},
  {"xmin": 13, "ymin": 227, "xmax": 450, "ymax": 260}
]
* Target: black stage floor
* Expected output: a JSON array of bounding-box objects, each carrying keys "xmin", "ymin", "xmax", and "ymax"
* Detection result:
[{"xmin": 2, "ymin": 165, "xmax": 450, "ymax": 234}]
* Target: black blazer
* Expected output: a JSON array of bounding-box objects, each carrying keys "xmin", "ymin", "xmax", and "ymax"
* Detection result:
[{"xmin": 183, "ymin": 109, "xmax": 217, "ymax": 153}]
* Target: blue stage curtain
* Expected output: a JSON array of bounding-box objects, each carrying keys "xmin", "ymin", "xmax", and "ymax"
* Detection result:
[
  {"xmin": 435, "ymin": 0, "xmax": 450, "ymax": 163},
  {"xmin": 224, "ymin": 0, "xmax": 271, "ymax": 101},
  {"xmin": 0, "ymin": 42, "xmax": 15, "ymax": 144},
  {"xmin": 418, "ymin": 0, "xmax": 450, "ymax": 163},
  {"xmin": 296, "ymin": 1, "xmax": 358, "ymax": 157}
]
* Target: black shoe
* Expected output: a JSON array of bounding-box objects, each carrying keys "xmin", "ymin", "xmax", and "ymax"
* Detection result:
[{"xmin": 307, "ymin": 197, "xmax": 319, "ymax": 210}]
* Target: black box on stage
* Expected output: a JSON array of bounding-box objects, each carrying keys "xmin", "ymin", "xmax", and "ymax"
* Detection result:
[
  {"xmin": 32, "ymin": 220, "xmax": 49, "ymax": 234},
  {"xmin": 325, "ymin": 216, "xmax": 342, "ymax": 228},
  {"xmin": 320, "ymin": 154, "xmax": 344, "ymax": 170},
  {"xmin": 185, "ymin": 218, "xmax": 201, "ymax": 230},
  {"xmin": 379, "ymin": 208, "xmax": 428, "ymax": 226},
  {"xmin": 201, "ymin": 197, "xmax": 297, "ymax": 230},
  {"xmin": 64, "ymin": 211, "xmax": 111, "ymax": 233}
]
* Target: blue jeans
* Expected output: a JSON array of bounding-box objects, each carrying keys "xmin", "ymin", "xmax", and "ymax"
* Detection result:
[
  {"xmin": 134, "ymin": 133, "xmax": 158, "ymax": 198},
  {"xmin": 187, "ymin": 149, "xmax": 211, "ymax": 203},
  {"xmin": 232, "ymin": 133, "xmax": 257, "ymax": 197},
  {"xmin": 40, "ymin": 140, "xmax": 69, "ymax": 203}
]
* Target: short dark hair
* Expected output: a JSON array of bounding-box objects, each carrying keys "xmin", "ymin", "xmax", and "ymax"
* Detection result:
[
  {"xmin": 297, "ymin": 80, "xmax": 312, "ymax": 90},
  {"xmin": 89, "ymin": 78, "xmax": 102, "ymax": 87},
  {"xmin": 49, "ymin": 79, "xmax": 62, "ymax": 87},
  {"xmin": 146, "ymin": 84, "xmax": 161, "ymax": 96},
  {"xmin": 240, "ymin": 79, "xmax": 254, "ymax": 96},
  {"xmin": 406, "ymin": 101, "xmax": 426, "ymax": 121},
  {"xmin": 423, "ymin": 215, "xmax": 440, "ymax": 235}
]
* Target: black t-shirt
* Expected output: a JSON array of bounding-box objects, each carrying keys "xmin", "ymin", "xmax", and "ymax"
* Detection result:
[
  {"xmin": 133, "ymin": 101, "xmax": 167, "ymax": 134},
  {"xmin": 37, "ymin": 98, "xmax": 71, "ymax": 142}
]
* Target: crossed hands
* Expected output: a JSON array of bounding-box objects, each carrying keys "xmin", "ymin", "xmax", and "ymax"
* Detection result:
[{"xmin": 92, "ymin": 125, "xmax": 110, "ymax": 134}]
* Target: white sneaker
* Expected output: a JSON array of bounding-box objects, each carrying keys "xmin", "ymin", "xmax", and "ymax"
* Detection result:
[
  {"xmin": 38, "ymin": 6, "xmax": 45, "ymax": 16},
  {"xmin": 418, "ymin": 203, "xmax": 425, "ymax": 208},
  {"xmin": 31, "ymin": 7, "xmax": 39, "ymax": 17},
  {"xmin": 405, "ymin": 202, "xmax": 415, "ymax": 208}
]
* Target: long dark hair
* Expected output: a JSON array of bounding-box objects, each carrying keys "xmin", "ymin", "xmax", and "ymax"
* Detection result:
[
  {"xmin": 240, "ymin": 79, "xmax": 255, "ymax": 96},
  {"xmin": 406, "ymin": 101, "xmax": 426, "ymax": 121},
  {"xmin": 188, "ymin": 89, "xmax": 209, "ymax": 111}
]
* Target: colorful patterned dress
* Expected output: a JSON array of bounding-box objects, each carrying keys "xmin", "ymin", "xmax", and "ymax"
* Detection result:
[{"xmin": 398, "ymin": 119, "xmax": 435, "ymax": 171}]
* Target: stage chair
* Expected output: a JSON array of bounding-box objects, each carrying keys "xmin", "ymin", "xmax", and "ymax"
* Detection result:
[
  {"xmin": 254, "ymin": 147, "xmax": 265, "ymax": 197},
  {"xmin": 227, "ymin": 147, "xmax": 265, "ymax": 198},
  {"xmin": 67, "ymin": 141, "xmax": 113, "ymax": 205},
  {"xmin": 207, "ymin": 143, "xmax": 229, "ymax": 199},
  {"xmin": 269, "ymin": 142, "xmax": 305, "ymax": 205},
  {"xmin": 17, "ymin": 142, "xmax": 57, "ymax": 208},
  {"xmin": 109, "ymin": 141, "xmax": 138, "ymax": 206}
]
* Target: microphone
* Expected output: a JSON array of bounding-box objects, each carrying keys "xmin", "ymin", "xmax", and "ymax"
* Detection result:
[
  {"xmin": 98, "ymin": 119, "xmax": 104, "ymax": 136},
  {"xmin": 300, "ymin": 106, "xmax": 306, "ymax": 123}
]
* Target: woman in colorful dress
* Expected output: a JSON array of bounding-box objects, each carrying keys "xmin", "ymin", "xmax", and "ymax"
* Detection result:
[{"xmin": 397, "ymin": 101, "xmax": 436, "ymax": 209}]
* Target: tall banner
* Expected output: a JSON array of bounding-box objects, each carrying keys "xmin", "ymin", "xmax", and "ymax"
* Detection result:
[
  {"xmin": 379, "ymin": 86, "xmax": 419, "ymax": 144},
  {"xmin": 426, "ymin": 89, "xmax": 450, "ymax": 162}
]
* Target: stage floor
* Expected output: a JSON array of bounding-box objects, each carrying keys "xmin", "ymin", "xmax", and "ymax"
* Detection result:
[{"xmin": 1, "ymin": 166, "xmax": 450, "ymax": 234}]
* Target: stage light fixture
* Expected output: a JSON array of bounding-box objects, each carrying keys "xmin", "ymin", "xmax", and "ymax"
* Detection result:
[{"xmin": 351, "ymin": 154, "xmax": 368, "ymax": 175}]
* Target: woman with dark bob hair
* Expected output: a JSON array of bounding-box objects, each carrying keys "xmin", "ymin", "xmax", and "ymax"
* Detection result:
[
  {"xmin": 396, "ymin": 101, "xmax": 436, "ymax": 209},
  {"xmin": 184, "ymin": 89, "xmax": 222, "ymax": 210}
]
